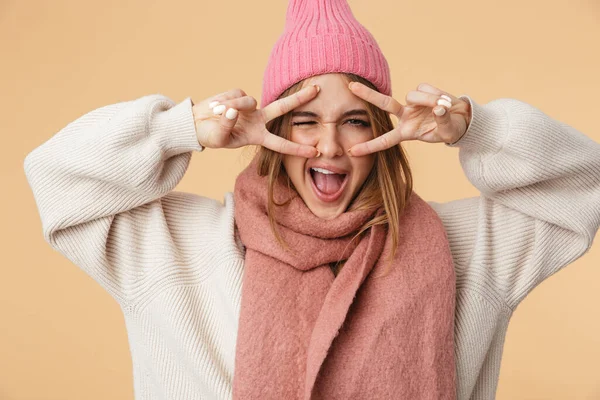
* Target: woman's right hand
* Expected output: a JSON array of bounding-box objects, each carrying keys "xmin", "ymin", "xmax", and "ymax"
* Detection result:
[{"xmin": 191, "ymin": 85, "xmax": 321, "ymax": 158}]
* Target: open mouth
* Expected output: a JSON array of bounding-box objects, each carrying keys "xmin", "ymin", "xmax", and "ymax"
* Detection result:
[{"xmin": 307, "ymin": 167, "xmax": 349, "ymax": 202}]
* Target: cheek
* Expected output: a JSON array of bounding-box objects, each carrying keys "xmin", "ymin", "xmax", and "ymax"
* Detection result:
[
  {"xmin": 289, "ymin": 130, "xmax": 314, "ymax": 145},
  {"xmin": 282, "ymin": 155, "xmax": 304, "ymax": 180},
  {"xmin": 352, "ymin": 157, "xmax": 376, "ymax": 180},
  {"xmin": 354, "ymin": 129, "xmax": 375, "ymax": 142},
  {"xmin": 342, "ymin": 129, "xmax": 375, "ymax": 147}
]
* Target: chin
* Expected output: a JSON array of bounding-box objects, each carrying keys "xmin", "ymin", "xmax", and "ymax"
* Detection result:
[
  {"xmin": 303, "ymin": 190, "xmax": 352, "ymax": 220},
  {"xmin": 307, "ymin": 203, "xmax": 346, "ymax": 220}
]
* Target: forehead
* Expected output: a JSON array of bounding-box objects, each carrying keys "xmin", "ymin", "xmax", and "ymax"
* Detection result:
[{"xmin": 293, "ymin": 73, "xmax": 366, "ymax": 116}]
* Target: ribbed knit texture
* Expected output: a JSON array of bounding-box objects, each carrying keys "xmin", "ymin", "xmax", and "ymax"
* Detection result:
[
  {"xmin": 24, "ymin": 94, "xmax": 600, "ymax": 399},
  {"xmin": 261, "ymin": 0, "xmax": 391, "ymax": 108}
]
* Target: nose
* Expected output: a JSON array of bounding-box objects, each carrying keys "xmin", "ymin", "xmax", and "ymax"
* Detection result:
[{"xmin": 315, "ymin": 122, "xmax": 345, "ymax": 158}]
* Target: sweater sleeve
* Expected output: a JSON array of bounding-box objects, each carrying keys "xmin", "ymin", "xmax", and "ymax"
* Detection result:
[
  {"xmin": 24, "ymin": 94, "xmax": 225, "ymax": 306},
  {"xmin": 428, "ymin": 95, "xmax": 600, "ymax": 310}
]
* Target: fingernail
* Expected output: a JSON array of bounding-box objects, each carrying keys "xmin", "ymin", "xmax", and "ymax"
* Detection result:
[
  {"xmin": 347, "ymin": 148, "xmax": 353, "ymax": 156},
  {"xmin": 314, "ymin": 85, "xmax": 320, "ymax": 93},
  {"xmin": 437, "ymin": 98, "xmax": 452, "ymax": 108},
  {"xmin": 316, "ymin": 150, "xmax": 321, "ymax": 157},
  {"xmin": 440, "ymin": 94, "xmax": 451, "ymax": 102},
  {"xmin": 348, "ymin": 82, "xmax": 355, "ymax": 90},
  {"xmin": 208, "ymin": 101, "xmax": 220, "ymax": 109},
  {"xmin": 433, "ymin": 107, "xmax": 446, "ymax": 116},
  {"xmin": 225, "ymin": 108, "xmax": 238, "ymax": 120},
  {"xmin": 213, "ymin": 104, "xmax": 226, "ymax": 115}
]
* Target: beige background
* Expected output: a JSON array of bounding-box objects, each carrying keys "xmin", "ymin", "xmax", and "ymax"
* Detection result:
[{"xmin": 3, "ymin": 0, "xmax": 599, "ymax": 398}]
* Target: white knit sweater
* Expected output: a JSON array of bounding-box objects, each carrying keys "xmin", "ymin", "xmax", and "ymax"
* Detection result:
[{"xmin": 24, "ymin": 93, "xmax": 600, "ymax": 400}]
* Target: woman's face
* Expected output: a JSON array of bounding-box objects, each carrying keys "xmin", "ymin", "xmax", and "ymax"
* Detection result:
[{"xmin": 282, "ymin": 73, "xmax": 376, "ymax": 220}]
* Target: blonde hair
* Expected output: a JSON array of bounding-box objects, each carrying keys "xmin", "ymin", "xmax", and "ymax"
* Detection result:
[{"xmin": 251, "ymin": 73, "xmax": 413, "ymax": 277}]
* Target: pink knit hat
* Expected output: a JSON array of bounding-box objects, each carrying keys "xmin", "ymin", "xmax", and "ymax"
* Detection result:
[{"xmin": 260, "ymin": 0, "xmax": 392, "ymax": 108}]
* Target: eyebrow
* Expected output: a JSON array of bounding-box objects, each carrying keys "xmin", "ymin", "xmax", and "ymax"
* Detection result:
[{"xmin": 290, "ymin": 109, "xmax": 368, "ymax": 119}]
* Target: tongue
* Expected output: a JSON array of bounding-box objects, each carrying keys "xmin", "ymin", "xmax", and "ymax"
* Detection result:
[{"xmin": 313, "ymin": 171, "xmax": 345, "ymax": 194}]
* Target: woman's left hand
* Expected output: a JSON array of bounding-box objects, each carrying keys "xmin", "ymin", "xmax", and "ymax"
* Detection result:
[{"xmin": 346, "ymin": 82, "xmax": 472, "ymax": 157}]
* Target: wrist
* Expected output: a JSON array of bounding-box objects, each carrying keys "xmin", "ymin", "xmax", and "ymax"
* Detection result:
[
  {"xmin": 445, "ymin": 95, "xmax": 473, "ymax": 146},
  {"xmin": 191, "ymin": 103, "xmax": 208, "ymax": 149}
]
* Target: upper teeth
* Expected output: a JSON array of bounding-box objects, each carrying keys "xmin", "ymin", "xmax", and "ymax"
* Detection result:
[{"xmin": 311, "ymin": 167, "xmax": 337, "ymax": 175}]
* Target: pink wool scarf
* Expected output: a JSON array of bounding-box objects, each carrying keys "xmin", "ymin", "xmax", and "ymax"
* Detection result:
[{"xmin": 232, "ymin": 156, "xmax": 457, "ymax": 399}]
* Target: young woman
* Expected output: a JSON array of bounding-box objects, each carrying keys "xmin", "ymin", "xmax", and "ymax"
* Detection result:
[{"xmin": 24, "ymin": 0, "xmax": 600, "ymax": 399}]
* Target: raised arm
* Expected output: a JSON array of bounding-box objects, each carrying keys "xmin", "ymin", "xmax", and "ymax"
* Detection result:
[
  {"xmin": 23, "ymin": 94, "xmax": 220, "ymax": 305},
  {"xmin": 430, "ymin": 94, "xmax": 600, "ymax": 310},
  {"xmin": 24, "ymin": 86, "xmax": 324, "ymax": 306}
]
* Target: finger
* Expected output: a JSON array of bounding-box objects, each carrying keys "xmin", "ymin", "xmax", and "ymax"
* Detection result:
[
  {"xmin": 219, "ymin": 108, "xmax": 239, "ymax": 135},
  {"xmin": 261, "ymin": 85, "xmax": 320, "ymax": 123},
  {"xmin": 406, "ymin": 91, "xmax": 454, "ymax": 114},
  {"xmin": 214, "ymin": 95, "xmax": 258, "ymax": 112},
  {"xmin": 209, "ymin": 88, "xmax": 248, "ymax": 104},
  {"xmin": 405, "ymin": 90, "xmax": 443, "ymax": 108},
  {"xmin": 416, "ymin": 83, "xmax": 458, "ymax": 103},
  {"xmin": 432, "ymin": 99, "xmax": 452, "ymax": 125},
  {"xmin": 347, "ymin": 127, "xmax": 407, "ymax": 157},
  {"xmin": 348, "ymin": 81, "xmax": 404, "ymax": 116},
  {"xmin": 413, "ymin": 85, "xmax": 456, "ymax": 117},
  {"xmin": 204, "ymin": 105, "xmax": 240, "ymax": 148},
  {"xmin": 416, "ymin": 82, "xmax": 444, "ymax": 96},
  {"xmin": 261, "ymin": 130, "xmax": 319, "ymax": 158}
]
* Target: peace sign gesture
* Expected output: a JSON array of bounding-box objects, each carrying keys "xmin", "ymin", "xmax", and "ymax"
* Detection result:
[
  {"xmin": 346, "ymin": 82, "xmax": 472, "ymax": 157},
  {"xmin": 192, "ymin": 85, "xmax": 320, "ymax": 158}
]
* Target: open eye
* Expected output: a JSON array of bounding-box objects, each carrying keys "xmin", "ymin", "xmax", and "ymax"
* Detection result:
[{"xmin": 347, "ymin": 119, "xmax": 370, "ymax": 127}]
